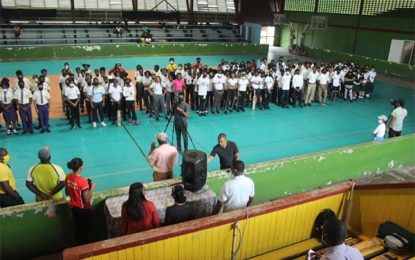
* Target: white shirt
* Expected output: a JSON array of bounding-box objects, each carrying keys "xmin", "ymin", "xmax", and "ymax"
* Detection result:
[
  {"xmin": 32, "ymin": 89, "xmax": 50, "ymax": 105},
  {"xmin": 373, "ymin": 122, "xmax": 386, "ymax": 138},
  {"xmin": 213, "ymin": 76, "xmax": 226, "ymax": 91},
  {"xmin": 219, "ymin": 175, "xmax": 255, "ymax": 212},
  {"xmin": 390, "ymin": 107, "xmax": 408, "ymax": 131},
  {"xmin": 308, "ymin": 71, "xmax": 319, "ymax": 84},
  {"xmin": 332, "ymin": 73, "xmax": 342, "ymax": 87},
  {"xmin": 281, "ymin": 74, "xmax": 292, "ymax": 90},
  {"xmin": 321, "ymin": 244, "xmax": 363, "ymax": 260},
  {"xmin": 123, "ymin": 85, "xmax": 136, "ymax": 101},
  {"xmin": 108, "ymin": 84, "xmax": 122, "ymax": 102},
  {"xmin": 227, "ymin": 78, "xmax": 238, "ymax": 90},
  {"xmin": 151, "ymin": 82, "xmax": 165, "ymax": 95},
  {"xmin": 238, "ymin": 78, "xmax": 249, "ymax": 92},
  {"xmin": 368, "ymin": 70, "xmax": 377, "ymax": 83},
  {"xmin": 89, "ymin": 86, "xmax": 106, "ymax": 103},
  {"xmin": 258, "ymin": 77, "xmax": 265, "ymax": 90},
  {"xmin": 198, "ymin": 77, "xmax": 210, "ymax": 96},
  {"xmin": 292, "ymin": 74, "xmax": 304, "ymax": 88},
  {"xmin": 14, "ymin": 88, "xmax": 32, "ymax": 104},
  {"xmin": 250, "ymin": 76, "xmax": 261, "ymax": 90},
  {"xmin": 0, "ymin": 89, "xmax": 14, "ymax": 104},
  {"xmin": 318, "ymin": 72, "xmax": 330, "ymax": 85},
  {"xmin": 135, "ymin": 72, "xmax": 143, "ymax": 83},
  {"xmin": 264, "ymin": 76, "xmax": 274, "ymax": 90},
  {"xmin": 12, "ymin": 77, "xmax": 32, "ymax": 91},
  {"xmin": 64, "ymin": 85, "xmax": 80, "ymax": 100}
]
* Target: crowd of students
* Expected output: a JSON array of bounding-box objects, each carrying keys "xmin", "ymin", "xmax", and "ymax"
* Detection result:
[{"xmin": 1, "ymin": 56, "xmax": 379, "ymax": 135}]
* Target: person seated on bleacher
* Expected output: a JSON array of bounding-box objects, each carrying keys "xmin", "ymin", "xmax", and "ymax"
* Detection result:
[
  {"xmin": 164, "ymin": 185, "xmax": 194, "ymax": 226},
  {"xmin": 316, "ymin": 218, "xmax": 363, "ymax": 260},
  {"xmin": 13, "ymin": 24, "xmax": 21, "ymax": 39},
  {"xmin": 121, "ymin": 182, "xmax": 160, "ymax": 235},
  {"xmin": 114, "ymin": 23, "xmax": 123, "ymax": 38}
]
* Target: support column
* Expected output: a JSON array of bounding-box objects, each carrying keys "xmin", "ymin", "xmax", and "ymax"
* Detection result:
[
  {"xmin": 132, "ymin": 0, "xmax": 138, "ymax": 11},
  {"xmin": 352, "ymin": 0, "xmax": 364, "ymax": 54},
  {"xmin": 70, "ymin": 0, "xmax": 76, "ymax": 24}
]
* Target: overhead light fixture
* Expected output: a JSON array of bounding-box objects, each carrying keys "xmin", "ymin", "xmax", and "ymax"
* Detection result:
[{"xmin": 208, "ymin": 4, "xmax": 218, "ymax": 8}]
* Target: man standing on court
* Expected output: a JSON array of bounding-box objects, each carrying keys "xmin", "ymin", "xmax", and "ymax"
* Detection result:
[
  {"xmin": 213, "ymin": 160, "xmax": 255, "ymax": 214},
  {"xmin": 174, "ymin": 93, "xmax": 190, "ymax": 152},
  {"xmin": 208, "ymin": 133, "xmax": 240, "ymax": 170},
  {"xmin": 26, "ymin": 147, "xmax": 66, "ymax": 202},
  {"xmin": 148, "ymin": 132, "xmax": 178, "ymax": 181}
]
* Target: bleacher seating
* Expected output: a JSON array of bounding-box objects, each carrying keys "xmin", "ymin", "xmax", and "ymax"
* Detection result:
[{"xmin": 0, "ymin": 23, "xmax": 245, "ymax": 46}]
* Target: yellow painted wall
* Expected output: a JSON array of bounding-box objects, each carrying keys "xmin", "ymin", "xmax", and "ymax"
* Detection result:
[
  {"xmin": 84, "ymin": 193, "xmax": 347, "ymax": 260},
  {"xmin": 350, "ymin": 187, "xmax": 415, "ymax": 238}
]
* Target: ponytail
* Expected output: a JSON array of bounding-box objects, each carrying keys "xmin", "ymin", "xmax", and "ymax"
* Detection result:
[{"xmin": 67, "ymin": 157, "xmax": 83, "ymax": 172}]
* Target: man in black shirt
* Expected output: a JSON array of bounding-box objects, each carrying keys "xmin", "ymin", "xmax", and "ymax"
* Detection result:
[
  {"xmin": 174, "ymin": 93, "xmax": 190, "ymax": 152},
  {"xmin": 164, "ymin": 185, "xmax": 194, "ymax": 225},
  {"xmin": 208, "ymin": 133, "xmax": 240, "ymax": 170}
]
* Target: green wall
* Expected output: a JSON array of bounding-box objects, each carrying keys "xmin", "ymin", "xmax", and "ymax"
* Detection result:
[
  {"xmin": 0, "ymin": 43, "xmax": 269, "ymax": 61},
  {"xmin": 279, "ymin": 12, "xmax": 415, "ymax": 60},
  {"xmin": 1, "ymin": 135, "xmax": 415, "ymax": 259}
]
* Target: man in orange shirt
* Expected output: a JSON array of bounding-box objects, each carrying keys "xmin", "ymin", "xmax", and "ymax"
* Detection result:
[{"xmin": 148, "ymin": 132, "xmax": 178, "ymax": 181}]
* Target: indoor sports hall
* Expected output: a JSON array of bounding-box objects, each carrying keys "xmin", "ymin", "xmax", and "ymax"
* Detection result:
[{"xmin": 0, "ymin": 0, "xmax": 414, "ymax": 259}]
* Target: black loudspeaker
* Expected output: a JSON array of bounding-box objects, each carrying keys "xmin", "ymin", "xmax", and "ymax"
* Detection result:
[{"xmin": 181, "ymin": 150, "xmax": 207, "ymax": 192}]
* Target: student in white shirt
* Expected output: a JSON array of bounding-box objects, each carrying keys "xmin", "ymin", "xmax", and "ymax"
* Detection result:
[
  {"xmin": 123, "ymin": 78, "xmax": 139, "ymax": 125},
  {"xmin": 250, "ymin": 71, "xmax": 262, "ymax": 110},
  {"xmin": 212, "ymin": 72, "xmax": 226, "ymax": 114},
  {"xmin": 225, "ymin": 73, "xmax": 238, "ymax": 113},
  {"xmin": 318, "ymin": 69, "xmax": 330, "ymax": 105},
  {"xmin": 367, "ymin": 66, "xmax": 377, "ymax": 98},
  {"xmin": 14, "ymin": 80, "xmax": 33, "ymax": 134},
  {"xmin": 150, "ymin": 76, "xmax": 168, "ymax": 121},
  {"xmin": 387, "ymin": 99, "xmax": 408, "ymax": 138},
  {"xmin": 281, "ymin": 69, "xmax": 292, "ymax": 108},
  {"xmin": 237, "ymin": 73, "xmax": 249, "ymax": 112},
  {"xmin": 89, "ymin": 78, "xmax": 106, "ymax": 128},
  {"xmin": 292, "ymin": 68, "xmax": 304, "ymax": 107},
  {"xmin": 108, "ymin": 80, "xmax": 123, "ymax": 126},
  {"xmin": 32, "ymin": 82, "xmax": 51, "ymax": 133},
  {"xmin": 331, "ymin": 68, "xmax": 342, "ymax": 101},
  {"xmin": 213, "ymin": 160, "xmax": 255, "ymax": 214},
  {"xmin": 197, "ymin": 71, "xmax": 210, "ymax": 116},
  {"xmin": 64, "ymin": 78, "xmax": 81, "ymax": 129},
  {"xmin": 83, "ymin": 77, "xmax": 93, "ymax": 123},
  {"xmin": 373, "ymin": 115, "xmax": 387, "ymax": 142},
  {"xmin": 142, "ymin": 71, "xmax": 153, "ymax": 114},
  {"xmin": 0, "ymin": 79, "xmax": 18, "ymax": 135},
  {"xmin": 264, "ymin": 72, "xmax": 274, "ymax": 109},
  {"xmin": 184, "ymin": 69, "xmax": 195, "ymax": 110},
  {"xmin": 305, "ymin": 67, "xmax": 319, "ymax": 106}
]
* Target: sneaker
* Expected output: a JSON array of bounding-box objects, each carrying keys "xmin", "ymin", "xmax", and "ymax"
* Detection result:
[
  {"xmin": 93, "ymin": 122, "xmax": 97, "ymax": 128},
  {"xmin": 13, "ymin": 129, "xmax": 18, "ymax": 135},
  {"xmin": 128, "ymin": 119, "xmax": 132, "ymax": 124},
  {"xmin": 46, "ymin": 128, "xmax": 51, "ymax": 133},
  {"xmin": 135, "ymin": 121, "xmax": 140, "ymax": 126},
  {"xmin": 6, "ymin": 130, "xmax": 11, "ymax": 135},
  {"xmin": 101, "ymin": 122, "xmax": 106, "ymax": 127},
  {"xmin": 40, "ymin": 129, "xmax": 46, "ymax": 134}
]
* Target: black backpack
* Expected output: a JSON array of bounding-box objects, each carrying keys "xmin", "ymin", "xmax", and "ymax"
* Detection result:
[
  {"xmin": 312, "ymin": 209, "xmax": 337, "ymax": 239},
  {"xmin": 378, "ymin": 221, "xmax": 415, "ymax": 255}
]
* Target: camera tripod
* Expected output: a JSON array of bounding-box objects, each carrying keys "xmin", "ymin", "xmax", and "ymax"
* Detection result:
[{"xmin": 163, "ymin": 102, "xmax": 196, "ymax": 151}]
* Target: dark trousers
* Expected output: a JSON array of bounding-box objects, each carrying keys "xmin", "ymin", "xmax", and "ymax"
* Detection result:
[
  {"xmin": 85, "ymin": 100, "xmax": 92, "ymax": 122},
  {"xmin": 143, "ymin": 89, "xmax": 151, "ymax": 113},
  {"xmin": 263, "ymin": 90, "xmax": 271, "ymax": 108},
  {"xmin": 388, "ymin": 128, "xmax": 401, "ymax": 138},
  {"xmin": 255, "ymin": 89, "xmax": 262, "ymax": 108},
  {"xmin": 71, "ymin": 207, "xmax": 91, "ymax": 245},
  {"xmin": 238, "ymin": 91, "xmax": 246, "ymax": 109},
  {"xmin": 185, "ymin": 84, "xmax": 195, "ymax": 109},
  {"xmin": 69, "ymin": 99, "xmax": 81, "ymax": 127},
  {"xmin": 3, "ymin": 105, "xmax": 17, "ymax": 127},
  {"xmin": 18, "ymin": 104, "xmax": 33, "ymax": 132},
  {"xmin": 136, "ymin": 83, "xmax": 144, "ymax": 109},
  {"xmin": 111, "ymin": 102, "xmax": 121, "ymax": 123},
  {"xmin": 105, "ymin": 95, "xmax": 112, "ymax": 119},
  {"xmin": 207, "ymin": 91, "xmax": 213, "ymax": 109},
  {"xmin": 92, "ymin": 101, "xmax": 104, "ymax": 122},
  {"xmin": 37, "ymin": 104, "xmax": 49, "ymax": 130},
  {"xmin": 225, "ymin": 89, "xmax": 236, "ymax": 111},
  {"xmin": 198, "ymin": 95, "xmax": 206, "ymax": 112},
  {"xmin": 213, "ymin": 91, "xmax": 223, "ymax": 113},
  {"xmin": 292, "ymin": 88, "xmax": 303, "ymax": 107},
  {"xmin": 281, "ymin": 90, "xmax": 290, "ymax": 107},
  {"xmin": 175, "ymin": 121, "xmax": 188, "ymax": 150},
  {"xmin": 0, "ymin": 193, "xmax": 24, "ymax": 208},
  {"xmin": 125, "ymin": 100, "xmax": 137, "ymax": 121},
  {"xmin": 79, "ymin": 87, "xmax": 85, "ymax": 112}
]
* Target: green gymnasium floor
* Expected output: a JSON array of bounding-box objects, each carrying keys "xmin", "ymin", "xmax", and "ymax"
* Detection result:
[{"xmin": 1, "ymin": 56, "xmax": 414, "ymax": 203}]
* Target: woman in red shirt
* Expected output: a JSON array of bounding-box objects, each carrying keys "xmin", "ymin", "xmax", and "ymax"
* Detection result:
[
  {"xmin": 65, "ymin": 158, "xmax": 96, "ymax": 245},
  {"xmin": 121, "ymin": 182, "xmax": 160, "ymax": 235}
]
